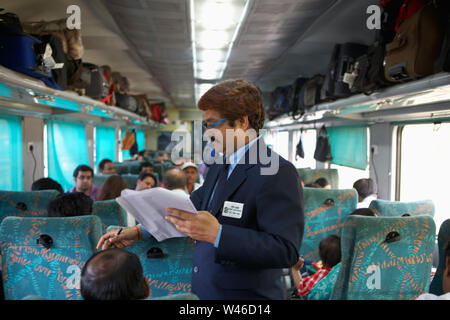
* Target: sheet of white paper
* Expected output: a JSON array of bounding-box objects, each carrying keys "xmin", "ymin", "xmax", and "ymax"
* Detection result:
[{"xmin": 116, "ymin": 188, "xmax": 197, "ymax": 241}]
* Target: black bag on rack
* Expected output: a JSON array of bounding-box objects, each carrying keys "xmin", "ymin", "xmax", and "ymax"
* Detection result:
[
  {"xmin": 314, "ymin": 126, "xmax": 333, "ymax": 162},
  {"xmin": 116, "ymin": 93, "xmax": 138, "ymax": 113},
  {"xmin": 295, "ymin": 132, "xmax": 305, "ymax": 159},
  {"xmin": 267, "ymin": 85, "xmax": 293, "ymax": 120},
  {"xmin": 290, "ymin": 77, "xmax": 309, "ymax": 120},
  {"xmin": 84, "ymin": 63, "xmax": 109, "ymax": 100},
  {"xmin": 36, "ymin": 34, "xmax": 68, "ymax": 90},
  {"xmin": 302, "ymin": 75, "xmax": 325, "ymax": 108},
  {"xmin": 321, "ymin": 43, "xmax": 368, "ymax": 100}
]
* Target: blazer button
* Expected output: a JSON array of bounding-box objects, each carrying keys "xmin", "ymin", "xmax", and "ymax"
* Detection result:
[{"xmin": 194, "ymin": 266, "xmax": 199, "ymax": 273}]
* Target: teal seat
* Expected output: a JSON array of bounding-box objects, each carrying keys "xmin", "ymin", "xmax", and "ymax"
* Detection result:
[
  {"xmin": 298, "ymin": 168, "xmax": 339, "ymax": 189},
  {"xmin": 107, "ymin": 226, "xmax": 194, "ymax": 298},
  {"xmin": 119, "ymin": 174, "xmax": 139, "ymax": 190},
  {"xmin": 331, "ymin": 215, "xmax": 436, "ymax": 300},
  {"xmin": 308, "ymin": 262, "xmax": 341, "ymax": 300},
  {"xmin": 113, "ymin": 163, "xmax": 129, "ymax": 175},
  {"xmin": 147, "ymin": 292, "xmax": 199, "ymax": 300},
  {"xmin": 301, "ymin": 188, "xmax": 357, "ymax": 261},
  {"xmin": 0, "ymin": 190, "xmax": 60, "ymax": 222},
  {"xmin": 152, "ymin": 163, "xmax": 164, "ymax": 181},
  {"xmin": 92, "ymin": 200, "xmax": 127, "ymax": 232},
  {"xmin": 369, "ymin": 199, "xmax": 435, "ymax": 217},
  {"xmin": 0, "ymin": 216, "xmax": 102, "ymax": 300},
  {"xmin": 92, "ymin": 175, "xmax": 110, "ymax": 189},
  {"xmin": 429, "ymin": 219, "xmax": 450, "ymax": 295},
  {"xmin": 127, "ymin": 161, "xmax": 142, "ymax": 175}
]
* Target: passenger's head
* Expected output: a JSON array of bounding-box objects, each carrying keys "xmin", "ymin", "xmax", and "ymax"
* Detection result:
[
  {"xmin": 198, "ymin": 79, "xmax": 265, "ymax": 155},
  {"xmin": 444, "ymin": 239, "xmax": 450, "ymax": 294},
  {"xmin": 99, "ymin": 159, "xmax": 115, "ymax": 175},
  {"xmin": 318, "ymin": 235, "xmax": 341, "ymax": 269},
  {"xmin": 136, "ymin": 173, "xmax": 157, "ymax": 191},
  {"xmin": 350, "ymin": 208, "xmax": 380, "ymax": 217},
  {"xmin": 31, "ymin": 177, "xmax": 63, "ymax": 194},
  {"xmin": 181, "ymin": 162, "xmax": 198, "ymax": 186},
  {"xmin": 47, "ymin": 192, "xmax": 93, "ymax": 217},
  {"xmin": 162, "ymin": 168, "xmax": 186, "ymax": 191},
  {"xmin": 353, "ymin": 178, "xmax": 377, "ymax": 202},
  {"xmin": 315, "ymin": 177, "xmax": 331, "ymax": 189},
  {"xmin": 80, "ymin": 248, "xmax": 149, "ymax": 300},
  {"xmin": 97, "ymin": 175, "xmax": 128, "ymax": 201},
  {"xmin": 73, "ymin": 165, "xmax": 94, "ymax": 192},
  {"xmin": 139, "ymin": 161, "xmax": 154, "ymax": 174}
]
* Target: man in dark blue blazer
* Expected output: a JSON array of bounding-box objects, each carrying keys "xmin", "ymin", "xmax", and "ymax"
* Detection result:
[
  {"xmin": 165, "ymin": 79, "xmax": 304, "ymax": 299},
  {"xmin": 96, "ymin": 79, "xmax": 304, "ymax": 300}
]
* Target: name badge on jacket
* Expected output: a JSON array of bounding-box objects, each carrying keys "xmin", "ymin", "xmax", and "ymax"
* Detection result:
[{"xmin": 222, "ymin": 201, "xmax": 244, "ymax": 219}]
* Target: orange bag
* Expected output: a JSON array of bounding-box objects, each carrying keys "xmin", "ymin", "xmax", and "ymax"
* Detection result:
[{"xmin": 121, "ymin": 129, "xmax": 135, "ymax": 150}]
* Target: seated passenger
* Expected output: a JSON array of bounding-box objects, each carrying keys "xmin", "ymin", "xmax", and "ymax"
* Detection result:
[
  {"xmin": 139, "ymin": 161, "xmax": 154, "ymax": 174},
  {"xmin": 131, "ymin": 150, "xmax": 148, "ymax": 162},
  {"xmin": 416, "ymin": 239, "xmax": 450, "ymax": 300},
  {"xmin": 135, "ymin": 173, "xmax": 157, "ymax": 191},
  {"xmin": 162, "ymin": 168, "xmax": 188, "ymax": 197},
  {"xmin": 315, "ymin": 177, "xmax": 331, "ymax": 189},
  {"xmin": 155, "ymin": 151, "xmax": 169, "ymax": 163},
  {"xmin": 181, "ymin": 162, "xmax": 201, "ymax": 195},
  {"xmin": 47, "ymin": 192, "xmax": 93, "ymax": 217},
  {"xmin": 305, "ymin": 183, "xmax": 321, "ymax": 188},
  {"xmin": 31, "ymin": 177, "xmax": 63, "ymax": 194},
  {"xmin": 98, "ymin": 159, "xmax": 116, "ymax": 175},
  {"xmin": 80, "ymin": 248, "xmax": 149, "ymax": 300},
  {"xmin": 353, "ymin": 178, "xmax": 378, "ymax": 209},
  {"xmin": 97, "ymin": 175, "xmax": 128, "ymax": 201},
  {"xmin": 291, "ymin": 235, "xmax": 341, "ymax": 297},
  {"xmin": 69, "ymin": 165, "xmax": 99, "ymax": 201}
]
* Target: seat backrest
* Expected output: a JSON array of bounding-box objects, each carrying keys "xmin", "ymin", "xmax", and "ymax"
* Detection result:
[
  {"xmin": 0, "ymin": 216, "xmax": 102, "ymax": 300},
  {"xmin": 331, "ymin": 215, "xmax": 436, "ymax": 300},
  {"xmin": 298, "ymin": 168, "xmax": 339, "ymax": 188},
  {"xmin": 301, "ymin": 188, "xmax": 357, "ymax": 261},
  {"xmin": 92, "ymin": 200, "xmax": 127, "ymax": 232},
  {"xmin": 119, "ymin": 174, "xmax": 139, "ymax": 190},
  {"xmin": 127, "ymin": 161, "xmax": 142, "ymax": 175},
  {"xmin": 106, "ymin": 226, "xmax": 194, "ymax": 298},
  {"xmin": 369, "ymin": 199, "xmax": 435, "ymax": 217},
  {"xmin": 429, "ymin": 219, "xmax": 450, "ymax": 295},
  {"xmin": 92, "ymin": 175, "xmax": 109, "ymax": 190},
  {"xmin": 146, "ymin": 292, "xmax": 199, "ymax": 300},
  {"xmin": 0, "ymin": 190, "xmax": 60, "ymax": 222},
  {"xmin": 113, "ymin": 163, "xmax": 129, "ymax": 175}
]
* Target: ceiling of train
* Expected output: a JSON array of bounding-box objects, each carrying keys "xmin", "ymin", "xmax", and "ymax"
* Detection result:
[{"xmin": 3, "ymin": 0, "xmax": 377, "ymax": 110}]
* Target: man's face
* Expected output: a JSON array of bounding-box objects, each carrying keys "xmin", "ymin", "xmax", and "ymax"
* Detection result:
[
  {"xmin": 74, "ymin": 170, "xmax": 93, "ymax": 192},
  {"xmin": 184, "ymin": 167, "xmax": 198, "ymax": 185},
  {"xmin": 137, "ymin": 177, "xmax": 155, "ymax": 191},
  {"xmin": 203, "ymin": 109, "xmax": 239, "ymax": 156},
  {"xmin": 140, "ymin": 166, "xmax": 154, "ymax": 174},
  {"xmin": 101, "ymin": 162, "xmax": 116, "ymax": 174}
]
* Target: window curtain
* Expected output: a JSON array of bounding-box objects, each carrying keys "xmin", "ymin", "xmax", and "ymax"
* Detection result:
[
  {"xmin": 0, "ymin": 114, "xmax": 23, "ymax": 191},
  {"xmin": 327, "ymin": 126, "xmax": 368, "ymax": 170},
  {"xmin": 47, "ymin": 120, "xmax": 88, "ymax": 192},
  {"xmin": 122, "ymin": 128, "xmax": 145, "ymax": 160},
  {"xmin": 95, "ymin": 126, "xmax": 116, "ymax": 169}
]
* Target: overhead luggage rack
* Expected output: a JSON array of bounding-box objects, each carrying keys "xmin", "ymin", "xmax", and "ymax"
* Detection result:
[
  {"xmin": 0, "ymin": 65, "xmax": 163, "ymax": 129},
  {"xmin": 266, "ymin": 72, "xmax": 450, "ymax": 130}
]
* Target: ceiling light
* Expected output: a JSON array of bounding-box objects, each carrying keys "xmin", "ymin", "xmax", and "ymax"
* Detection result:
[
  {"xmin": 197, "ymin": 1, "xmax": 237, "ymax": 30},
  {"xmin": 197, "ymin": 30, "xmax": 231, "ymax": 49},
  {"xmin": 197, "ymin": 49, "xmax": 227, "ymax": 62}
]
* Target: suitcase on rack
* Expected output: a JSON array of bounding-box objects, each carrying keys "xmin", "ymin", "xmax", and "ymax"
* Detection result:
[
  {"xmin": 320, "ymin": 43, "xmax": 368, "ymax": 100},
  {"xmin": 116, "ymin": 93, "xmax": 138, "ymax": 113},
  {"xmin": 302, "ymin": 75, "xmax": 325, "ymax": 108}
]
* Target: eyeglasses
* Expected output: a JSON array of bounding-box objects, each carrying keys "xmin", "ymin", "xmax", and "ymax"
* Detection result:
[{"xmin": 202, "ymin": 118, "xmax": 228, "ymax": 130}]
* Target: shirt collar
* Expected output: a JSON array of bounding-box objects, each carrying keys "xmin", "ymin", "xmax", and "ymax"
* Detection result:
[{"xmin": 227, "ymin": 135, "xmax": 261, "ymax": 165}]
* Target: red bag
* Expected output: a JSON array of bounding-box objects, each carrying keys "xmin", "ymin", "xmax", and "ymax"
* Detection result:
[{"xmin": 150, "ymin": 104, "xmax": 162, "ymax": 122}]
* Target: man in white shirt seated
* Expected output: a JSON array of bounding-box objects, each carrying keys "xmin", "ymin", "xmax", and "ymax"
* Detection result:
[
  {"xmin": 181, "ymin": 162, "xmax": 202, "ymax": 195},
  {"xmin": 162, "ymin": 168, "xmax": 189, "ymax": 198},
  {"xmin": 353, "ymin": 178, "xmax": 378, "ymax": 209},
  {"xmin": 417, "ymin": 239, "xmax": 450, "ymax": 300}
]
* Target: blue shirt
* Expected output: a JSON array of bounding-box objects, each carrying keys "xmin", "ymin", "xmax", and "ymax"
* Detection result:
[{"xmin": 140, "ymin": 136, "xmax": 262, "ymax": 246}]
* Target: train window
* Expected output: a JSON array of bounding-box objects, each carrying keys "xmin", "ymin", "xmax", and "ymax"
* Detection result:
[
  {"xmin": 329, "ymin": 164, "xmax": 370, "ymax": 189},
  {"xmin": 95, "ymin": 126, "xmax": 117, "ymax": 171},
  {"xmin": 0, "ymin": 114, "xmax": 23, "ymax": 191},
  {"xmin": 398, "ymin": 123, "xmax": 450, "ymax": 230},
  {"xmin": 292, "ymin": 129, "xmax": 317, "ymax": 169},
  {"xmin": 264, "ymin": 130, "xmax": 290, "ymax": 160}
]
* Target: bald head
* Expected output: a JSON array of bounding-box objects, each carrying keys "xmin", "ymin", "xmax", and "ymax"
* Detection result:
[
  {"xmin": 80, "ymin": 248, "xmax": 148, "ymax": 300},
  {"xmin": 162, "ymin": 168, "xmax": 187, "ymax": 191}
]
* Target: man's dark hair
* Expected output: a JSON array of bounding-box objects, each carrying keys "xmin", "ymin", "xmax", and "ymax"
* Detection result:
[
  {"xmin": 445, "ymin": 239, "xmax": 450, "ymax": 261},
  {"xmin": 162, "ymin": 169, "xmax": 186, "ymax": 190},
  {"xmin": 80, "ymin": 248, "xmax": 148, "ymax": 300},
  {"xmin": 319, "ymin": 235, "xmax": 341, "ymax": 268},
  {"xmin": 139, "ymin": 161, "xmax": 153, "ymax": 172},
  {"xmin": 315, "ymin": 177, "xmax": 330, "ymax": 188},
  {"xmin": 305, "ymin": 183, "xmax": 321, "ymax": 188},
  {"xmin": 31, "ymin": 178, "xmax": 63, "ymax": 194},
  {"xmin": 138, "ymin": 172, "xmax": 157, "ymax": 185},
  {"xmin": 73, "ymin": 165, "xmax": 94, "ymax": 178},
  {"xmin": 350, "ymin": 208, "xmax": 380, "ymax": 217},
  {"xmin": 353, "ymin": 178, "xmax": 377, "ymax": 199},
  {"xmin": 99, "ymin": 159, "xmax": 113, "ymax": 171},
  {"xmin": 47, "ymin": 192, "xmax": 93, "ymax": 217}
]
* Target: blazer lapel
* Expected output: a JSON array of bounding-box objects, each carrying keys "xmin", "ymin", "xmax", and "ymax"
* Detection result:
[{"xmin": 200, "ymin": 165, "xmax": 221, "ymax": 210}]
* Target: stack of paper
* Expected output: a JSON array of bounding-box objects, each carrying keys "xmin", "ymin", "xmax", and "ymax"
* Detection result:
[{"xmin": 116, "ymin": 187, "xmax": 198, "ymax": 241}]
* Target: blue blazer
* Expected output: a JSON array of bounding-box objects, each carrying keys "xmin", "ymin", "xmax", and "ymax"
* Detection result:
[{"xmin": 190, "ymin": 138, "xmax": 304, "ymax": 299}]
